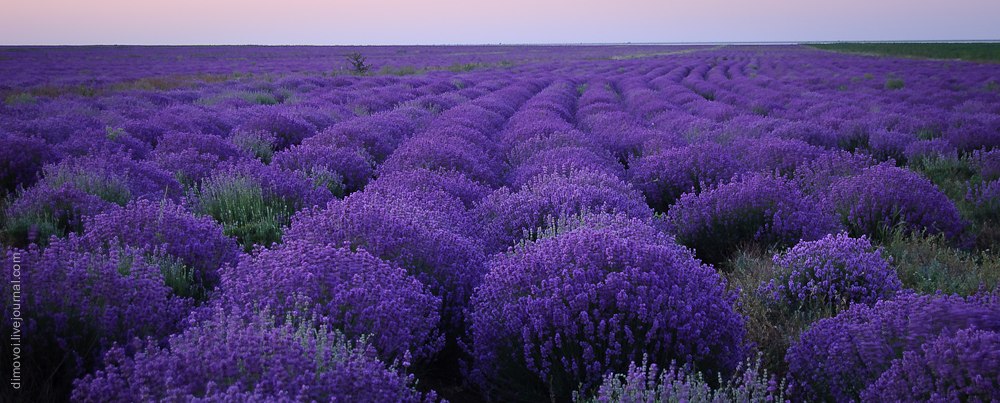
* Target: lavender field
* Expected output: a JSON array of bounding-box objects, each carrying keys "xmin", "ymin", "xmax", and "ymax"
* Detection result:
[{"xmin": 2, "ymin": 45, "xmax": 999, "ymax": 402}]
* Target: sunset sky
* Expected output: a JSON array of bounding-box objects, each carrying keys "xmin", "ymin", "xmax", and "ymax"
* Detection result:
[{"xmin": 2, "ymin": 0, "xmax": 998, "ymax": 45}]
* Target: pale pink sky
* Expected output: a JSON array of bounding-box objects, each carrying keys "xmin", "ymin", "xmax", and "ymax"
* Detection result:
[{"xmin": 2, "ymin": 0, "xmax": 998, "ymax": 45}]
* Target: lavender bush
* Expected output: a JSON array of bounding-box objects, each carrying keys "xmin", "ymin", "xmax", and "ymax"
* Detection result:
[
  {"xmin": 71, "ymin": 307, "xmax": 437, "ymax": 402},
  {"xmin": 860, "ymin": 328, "xmax": 1000, "ymax": 402},
  {"xmin": 219, "ymin": 240, "xmax": 444, "ymax": 362},
  {"xmin": 785, "ymin": 293, "xmax": 1000, "ymax": 401},
  {"xmin": 80, "ymin": 199, "xmax": 241, "ymax": 293},
  {"xmin": 666, "ymin": 173, "xmax": 840, "ymax": 264},
  {"xmin": 467, "ymin": 218, "xmax": 745, "ymax": 401},
  {"xmin": 761, "ymin": 233, "xmax": 901, "ymax": 312},
  {"xmin": 475, "ymin": 168, "xmax": 653, "ymax": 252},
  {"xmin": 827, "ymin": 163, "xmax": 965, "ymax": 241},
  {"xmin": 2, "ymin": 237, "xmax": 193, "ymax": 399}
]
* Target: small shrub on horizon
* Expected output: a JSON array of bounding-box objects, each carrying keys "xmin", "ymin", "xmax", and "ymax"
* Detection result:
[{"xmin": 346, "ymin": 52, "xmax": 371, "ymax": 74}]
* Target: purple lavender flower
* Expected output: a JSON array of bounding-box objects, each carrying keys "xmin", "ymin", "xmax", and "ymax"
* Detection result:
[
  {"xmin": 42, "ymin": 153, "xmax": 183, "ymax": 202},
  {"xmin": 629, "ymin": 142, "xmax": 741, "ymax": 211},
  {"xmin": 666, "ymin": 173, "xmax": 840, "ymax": 263},
  {"xmin": 3, "ymin": 184, "xmax": 115, "ymax": 246},
  {"xmin": 2, "ymin": 237, "xmax": 193, "ymax": 397},
  {"xmin": 732, "ymin": 136, "xmax": 826, "ymax": 176},
  {"xmin": 860, "ymin": 328, "xmax": 1000, "ymax": 402},
  {"xmin": 971, "ymin": 149, "xmax": 1000, "ymax": 181},
  {"xmin": 468, "ymin": 219, "xmax": 745, "ymax": 401},
  {"xmin": 151, "ymin": 131, "xmax": 249, "ymax": 185},
  {"xmin": 903, "ymin": 138, "xmax": 958, "ymax": 163},
  {"xmin": 504, "ymin": 130, "xmax": 601, "ymax": 168},
  {"xmin": 378, "ymin": 133, "xmax": 505, "ymax": 187},
  {"xmin": 363, "ymin": 168, "xmax": 491, "ymax": 210},
  {"xmin": 4, "ymin": 154, "xmax": 182, "ymax": 246},
  {"xmin": 81, "ymin": 199, "xmax": 241, "ymax": 290},
  {"xmin": 272, "ymin": 143, "xmax": 374, "ymax": 196},
  {"xmin": 761, "ymin": 233, "xmax": 901, "ymax": 311},
  {"xmin": 827, "ymin": 163, "xmax": 966, "ymax": 240},
  {"xmin": 233, "ymin": 106, "xmax": 317, "ymax": 150},
  {"xmin": 792, "ymin": 150, "xmax": 876, "ymax": 194},
  {"xmin": 71, "ymin": 307, "xmax": 437, "ymax": 402},
  {"xmin": 966, "ymin": 179, "xmax": 1000, "ymax": 223},
  {"xmin": 867, "ymin": 129, "xmax": 916, "ymax": 162},
  {"xmin": 0, "ymin": 132, "xmax": 55, "ymax": 193},
  {"xmin": 146, "ymin": 104, "xmax": 234, "ymax": 138},
  {"xmin": 507, "ymin": 146, "xmax": 624, "ymax": 188},
  {"xmin": 218, "ymin": 240, "xmax": 443, "ymax": 361},
  {"xmin": 588, "ymin": 355, "xmax": 785, "ymax": 403},
  {"xmin": 192, "ymin": 160, "xmax": 332, "ymax": 250},
  {"xmin": 305, "ymin": 106, "xmax": 431, "ymax": 162},
  {"xmin": 785, "ymin": 293, "xmax": 1000, "ymax": 401},
  {"xmin": 475, "ymin": 168, "xmax": 654, "ymax": 252},
  {"xmin": 944, "ymin": 113, "xmax": 1000, "ymax": 151},
  {"xmin": 284, "ymin": 189, "xmax": 486, "ymax": 328}
]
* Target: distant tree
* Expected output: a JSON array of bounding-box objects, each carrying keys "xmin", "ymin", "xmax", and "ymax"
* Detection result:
[{"xmin": 346, "ymin": 52, "xmax": 370, "ymax": 74}]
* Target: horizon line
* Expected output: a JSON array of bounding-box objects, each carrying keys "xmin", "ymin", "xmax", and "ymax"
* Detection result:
[{"xmin": 3, "ymin": 40, "xmax": 1000, "ymax": 47}]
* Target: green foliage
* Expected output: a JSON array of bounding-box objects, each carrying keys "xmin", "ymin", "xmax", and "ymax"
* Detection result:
[
  {"xmin": 724, "ymin": 249, "xmax": 836, "ymax": 375},
  {"xmin": 105, "ymin": 126, "xmax": 126, "ymax": 141},
  {"xmin": 885, "ymin": 78, "xmax": 905, "ymax": 90},
  {"xmin": 909, "ymin": 155, "xmax": 974, "ymax": 201},
  {"xmin": 0, "ymin": 167, "xmax": 135, "ymax": 247},
  {"xmin": 47, "ymin": 171, "xmax": 132, "ymax": 206},
  {"xmin": 345, "ymin": 52, "xmax": 371, "ymax": 74},
  {"xmin": 307, "ymin": 167, "xmax": 345, "ymax": 199},
  {"xmin": 193, "ymin": 176, "xmax": 292, "ymax": 251},
  {"xmin": 148, "ymin": 254, "xmax": 207, "ymax": 301},
  {"xmin": 380, "ymin": 65, "xmax": 419, "ymax": 76},
  {"xmin": 882, "ymin": 231, "xmax": 1000, "ymax": 295},
  {"xmin": 239, "ymin": 90, "xmax": 279, "ymax": 105},
  {"xmin": 579, "ymin": 354, "xmax": 785, "ymax": 403},
  {"xmin": 231, "ymin": 130, "xmax": 276, "ymax": 163},
  {"xmin": 909, "ymin": 154, "xmax": 1000, "ymax": 248},
  {"xmin": 446, "ymin": 62, "xmax": 483, "ymax": 72},
  {"xmin": 916, "ymin": 127, "xmax": 941, "ymax": 140},
  {"xmin": 352, "ymin": 105, "xmax": 370, "ymax": 116},
  {"xmin": 4, "ymin": 92, "xmax": 36, "ymax": 106},
  {"xmin": 811, "ymin": 43, "xmax": 1000, "ymax": 62},
  {"xmin": 73, "ymin": 84, "xmax": 98, "ymax": 97},
  {"xmin": 2, "ymin": 209, "xmax": 63, "ymax": 247}
]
